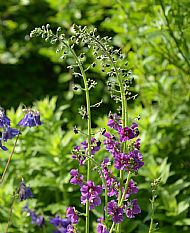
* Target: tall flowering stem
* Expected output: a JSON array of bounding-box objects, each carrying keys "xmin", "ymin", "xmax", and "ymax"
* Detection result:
[
  {"xmin": 68, "ymin": 47, "xmax": 92, "ymax": 233},
  {"xmin": 0, "ymin": 134, "xmax": 20, "ymax": 184}
]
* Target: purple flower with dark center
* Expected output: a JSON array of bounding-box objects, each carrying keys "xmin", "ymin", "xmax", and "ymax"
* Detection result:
[
  {"xmin": 22, "ymin": 205, "xmax": 45, "ymax": 227},
  {"xmin": 66, "ymin": 224, "xmax": 75, "ymax": 233},
  {"xmin": 125, "ymin": 199, "xmax": 141, "ymax": 218},
  {"xmin": 107, "ymin": 200, "xmax": 124, "ymax": 223},
  {"xmin": 131, "ymin": 122, "xmax": 139, "ymax": 137},
  {"xmin": 134, "ymin": 138, "xmax": 141, "ymax": 150},
  {"xmin": 72, "ymin": 145, "xmax": 86, "ymax": 166},
  {"xmin": 81, "ymin": 138, "xmax": 101, "ymax": 155},
  {"xmin": 127, "ymin": 150, "xmax": 144, "ymax": 172},
  {"xmin": 2, "ymin": 127, "xmax": 20, "ymax": 142},
  {"xmin": 19, "ymin": 179, "xmax": 33, "ymax": 201},
  {"xmin": 70, "ymin": 169, "xmax": 84, "ymax": 186},
  {"xmin": 17, "ymin": 109, "xmax": 42, "ymax": 127},
  {"xmin": 114, "ymin": 150, "xmax": 144, "ymax": 172},
  {"xmin": 118, "ymin": 127, "xmax": 135, "ymax": 142},
  {"xmin": 107, "ymin": 112, "xmax": 122, "ymax": 131},
  {"xmin": 66, "ymin": 207, "xmax": 78, "ymax": 224},
  {"xmin": 103, "ymin": 132, "xmax": 120, "ymax": 156},
  {"xmin": 125, "ymin": 180, "xmax": 138, "ymax": 198},
  {"xmin": 80, "ymin": 180, "xmax": 102, "ymax": 210},
  {"xmin": 97, "ymin": 222, "xmax": 109, "ymax": 233},
  {"xmin": 0, "ymin": 108, "xmax": 10, "ymax": 128},
  {"xmin": 100, "ymin": 158, "xmax": 119, "ymax": 197}
]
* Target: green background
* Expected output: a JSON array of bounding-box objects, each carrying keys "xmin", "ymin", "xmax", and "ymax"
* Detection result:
[{"xmin": 0, "ymin": 0, "xmax": 190, "ymax": 232}]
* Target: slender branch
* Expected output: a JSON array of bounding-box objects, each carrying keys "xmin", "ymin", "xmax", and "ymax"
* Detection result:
[
  {"xmin": 68, "ymin": 46, "xmax": 92, "ymax": 233},
  {"xmin": 5, "ymin": 193, "xmax": 16, "ymax": 233},
  {"xmin": 119, "ymin": 171, "xmax": 131, "ymax": 206},
  {"xmin": 109, "ymin": 222, "xmax": 115, "ymax": 233},
  {"xmin": 159, "ymin": 0, "xmax": 190, "ymax": 70},
  {"xmin": 0, "ymin": 135, "xmax": 20, "ymax": 184}
]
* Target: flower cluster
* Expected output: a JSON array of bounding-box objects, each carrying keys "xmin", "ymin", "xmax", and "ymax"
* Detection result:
[
  {"xmin": 103, "ymin": 114, "xmax": 144, "ymax": 173},
  {"xmin": 72, "ymin": 138, "xmax": 101, "ymax": 165},
  {"xmin": 0, "ymin": 107, "xmax": 20, "ymax": 150},
  {"xmin": 0, "ymin": 107, "xmax": 42, "ymax": 151},
  {"xmin": 50, "ymin": 216, "xmax": 75, "ymax": 233},
  {"xmin": 23, "ymin": 204, "xmax": 45, "ymax": 227}
]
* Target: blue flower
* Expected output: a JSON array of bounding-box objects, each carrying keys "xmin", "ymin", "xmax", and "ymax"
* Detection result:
[
  {"xmin": 19, "ymin": 179, "xmax": 33, "ymax": 201},
  {"xmin": 0, "ymin": 107, "xmax": 10, "ymax": 128},
  {"xmin": 17, "ymin": 109, "xmax": 42, "ymax": 127},
  {"xmin": 2, "ymin": 127, "xmax": 20, "ymax": 142},
  {"xmin": 0, "ymin": 138, "xmax": 8, "ymax": 151}
]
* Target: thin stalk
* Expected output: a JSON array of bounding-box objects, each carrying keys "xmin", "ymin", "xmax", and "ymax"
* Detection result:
[
  {"xmin": 85, "ymin": 154, "xmax": 109, "ymax": 225},
  {"xmin": 148, "ymin": 193, "xmax": 156, "ymax": 233},
  {"xmin": 5, "ymin": 193, "xmax": 16, "ymax": 233},
  {"xmin": 69, "ymin": 46, "xmax": 92, "ymax": 233},
  {"xmin": 119, "ymin": 171, "xmax": 131, "ymax": 206},
  {"xmin": 109, "ymin": 222, "xmax": 115, "ymax": 233},
  {"xmin": 0, "ymin": 135, "xmax": 20, "ymax": 184}
]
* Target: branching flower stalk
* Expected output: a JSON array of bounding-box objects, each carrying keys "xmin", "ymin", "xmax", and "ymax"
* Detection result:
[
  {"xmin": 73, "ymin": 25, "xmax": 132, "ymax": 232},
  {"xmin": 30, "ymin": 25, "xmax": 94, "ymax": 233},
  {"xmin": 30, "ymin": 25, "xmax": 144, "ymax": 233}
]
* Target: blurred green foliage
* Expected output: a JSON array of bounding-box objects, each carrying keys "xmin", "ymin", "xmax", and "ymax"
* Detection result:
[{"xmin": 0, "ymin": 0, "xmax": 190, "ymax": 232}]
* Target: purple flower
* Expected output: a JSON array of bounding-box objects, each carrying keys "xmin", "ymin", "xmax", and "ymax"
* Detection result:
[
  {"xmin": 134, "ymin": 138, "xmax": 141, "ymax": 150},
  {"xmin": 80, "ymin": 180, "xmax": 102, "ymax": 210},
  {"xmin": 23, "ymin": 205, "xmax": 45, "ymax": 227},
  {"xmin": 103, "ymin": 132, "xmax": 120, "ymax": 156},
  {"xmin": 50, "ymin": 216, "xmax": 71, "ymax": 227},
  {"xmin": 97, "ymin": 223, "xmax": 109, "ymax": 233},
  {"xmin": 118, "ymin": 127, "xmax": 135, "ymax": 142},
  {"xmin": 0, "ymin": 139, "xmax": 8, "ymax": 151},
  {"xmin": 2, "ymin": 127, "xmax": 20, "ymax": 142},
  {"xmin": 125, "ymin": 199, "xmax": 141, "ymax": 218},
  {"xmin": 70, "ymin": 169, "xmax": 84, "ymax": 186},
  {"xmin": 66, "ymin": 224, "xmax": 75, "ymax": 233},
  {"xmin": 100, "ymin": 158, "xmax": 119, "ymax": 197},
  {"xmin": 19, "ymin": 179, "xmax": 33, "ymax": 201},
  {"xmin": 107, "ymin": 200, "xmax": 124, "ymax": 223},
  {"xmin": 125, "ymin": 180, "xmax": 138, "ymax": 198},
  {"xmin": 66, "ymin": 207, "xmax": 78, "ymax": 224},
  {"xmin": 72, "ymin": 145, "xmax": 86, "ymax": 166},
  {"xmin": 0, "ymin": 108, "xmax": 10, "ymax": 128},
  {"xmin": 114, "ymin": 150, "xmax": 144, "ymax": 172},
  {"xmin": 107, "ymin": 112, "xmax": 122, "ymax": 131},
  {"xmin": 17, "ymin": 109, "xmax": 42, "ymax": 127},
  {"xmin": 81, "ymin": 138, "xmax": 101, "ymax": 155}
]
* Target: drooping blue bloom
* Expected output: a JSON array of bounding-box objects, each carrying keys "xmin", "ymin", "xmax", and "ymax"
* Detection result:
[
  {"xmin": 0, "ymin": 138, "xmax": 8, "ymax": 151},
  {"xmin": 17, "ymin": 109, "xmax": 42, "ymax": 127},
  {"xmin": 19, "ymin": 179, "xmax": 33, "ymax": 201},
  {"xmin": 23, "ymin": 204, "xmax": 45, "ymax": 227},
  {"xmin": 2, "ymin": 127, "xmax": 20, "ymax": 142},
  {"xmin": 0, "ymin": 107, "xmax": 10, "ymax": 128}
]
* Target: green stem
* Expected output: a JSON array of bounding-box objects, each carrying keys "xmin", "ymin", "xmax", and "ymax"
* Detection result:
[
  {"xmin": 6, "ymin": 193, "xmax": 16, "ymax": 233},
  {"xmin": 0, "ymin": 134, "xmax": 20, "ymax": 184},
  {"xmin": 148, "ymin": 193, "xmax": 156, "ymax": 233},
  {"xmin": 119, "ymin": 171, "xmax": 131, "ymax": 206},
  {"xmin": 69, "ymin": 46, "xmax": 91, "ymax": 233},
  {"xmin": 109, "ymin": 222, "xmax": 115, "ymax": 233}
]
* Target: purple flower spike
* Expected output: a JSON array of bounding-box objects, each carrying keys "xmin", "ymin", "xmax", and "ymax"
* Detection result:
[
  {"xmin": 125, "ymin": 199, "xmax": 141, "ymax": 218},
  {"xmin": 97, "ymin": 223, "xmax": 109, "ymax": 233},
  {"xmin": 107, "ymin": 200, "xmax": 124, "ymax": 223},
  {"xmin": 19, "ymin": 179, "xmax": 33, "ymax": 201},
  {"xmin": 66, "ymin": 207, "xmax": 78, "ymax": 224},
  {"xmin": 125, "ymin": 180, "xmax": 138, "ymax": 198}
]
